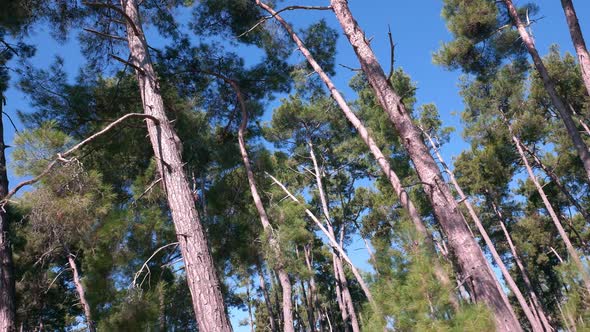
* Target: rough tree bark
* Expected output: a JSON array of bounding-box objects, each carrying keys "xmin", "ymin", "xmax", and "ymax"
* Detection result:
[
  {"xmin": 328, "ymin": 1, "xmax": 521, "ymax": 329},
  {"xmin": 118, "ymin": 1, "xmax": 231, "ymax": 330},
  {"xmin": 67, "ymin": 254, "xmax": 95, "ymax": 332},
  {"xmin": 506, "ymin": 116, "xmax": 590, "ymax": 294},
  {"xmin": 560, "ymin": 0, "xmax": 590, "ymax": 98},
  {"xmin": 0, "ymin": 99, "xmax": 15, "ymax": 332},
  {"xmin": 419, "ymin": 127, "xmax": 542, "ymax": 331},
  {"xmin": 502, "ymin": 0, "xmax": 590, "ymax": 181},
  {"xmin": 308, "ymin": 141, "xmax": 360, "ymax": 332},
  {"xmin": 254, "ymin": 0, "xmax": 458, "ymax": 311}
]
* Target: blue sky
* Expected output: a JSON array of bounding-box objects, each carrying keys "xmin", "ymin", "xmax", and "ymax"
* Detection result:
[{"xmin": 3, "ymin": 0, "xmax": 590, "ymax": 330}]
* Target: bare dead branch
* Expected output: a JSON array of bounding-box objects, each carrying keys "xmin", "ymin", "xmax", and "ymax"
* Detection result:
[
  {"xmin": 131, "ymin": 242, "xmax": 180, "ymax": 289},
  {"xmin": 110, "ymin": 54, "xmax": 145, "ymax": 75},
  {"xmin": 83, "ymin": 28, "xmax": 127, "ymax": 42},
  {"xmin": 387, "ymin": 25, "xmax": 395, "ymax": 81},
  {"xmin": 238, "ymin": 5, "xmax": 332, "ymax": 38},
  {"xmin": 82, "ymin": 2, "xmax": 142, "ymax": 37},
  {"xmin": 3, "ymin": 113, "xmax": 159, "ymax": 205}
]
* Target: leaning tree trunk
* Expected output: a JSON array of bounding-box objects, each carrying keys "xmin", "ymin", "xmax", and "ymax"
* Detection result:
[
  {"xmin": 490, "ymin": 202, "xmax": 552, "ymax": 332},
  {"xmin": 561, "ymin": 0, "xmax": 590, "ymax": 98},
  {"xmin": 0, "ymin": 100, "xmax": 15, "ymax": 332},
  {"xmin": 309, "ymin": 142, "xmax": 360, "ymax": 332},
  {"xmin": 328, "ymin": 1, "xmax": 521, "ymax": 330},
  {"xmin": 254, "ymin": 0, "xmax": 458, "ymax": 311},
  {"xmin": 506, "ymin": 118, "xmax": 590, "ymax": 293},
  {"xmin": 213, "ymin": 73, "xmax": 295, "ymax": 332},
  {"xmin": 119, "ymin": 1, "xmax": 231, "ymax": 330},
  {"xmin": 502, "ymin": 0, "xmax": 590, "ymax": 182},
  {"xmin": 519, "ymin": 142, "xmax": 590, "ymax": 224},
  {"xmin": 67, "ymin": 254, "xmax": 95, "ymax": 332},
  {"xmin": 419, "ymin": 127, "xmax": 542, "ymax": 331}
]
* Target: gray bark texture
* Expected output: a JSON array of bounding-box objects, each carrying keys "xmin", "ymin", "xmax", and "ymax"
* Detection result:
[{"xmin": 120, "ymin": 1, "xmax": 231, "ymax": 330}]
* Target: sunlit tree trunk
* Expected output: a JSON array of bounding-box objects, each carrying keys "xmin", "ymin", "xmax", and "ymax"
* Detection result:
[
  {"xmin": 328, "ymin": 1, "xmax": 520, "ymax": 329},
  {"xmin": 506, "ymin": 117, "xmax": 590, "ymax": 293},
  {"xmin": 490, "ymin": 202, "xmax": 552, "ymax": 332},
  {"xmin": 308, "ymin": 141, "xmax": 360, "ymax": 332},
  {"xmin": 560, "ymin": 0, "xmax": 590, "ymax": 98},
  {"xmin": 118, "ymin": 1, "xmax": 231, "ymax": 330},
  {"xmin": 503, "ymin": 0, "xmax": 590, "ymax": 181},
  {"xmin": 519, "ymin": 142, "xmax": 590, "ymax": 224},
  {"xmin": 0, "ymin": 99, "xmax": 14, "ymax": 332},
  {"xmin": 67, "ymin": 254, "xmax": 95, "ymax": 332},
  {"xmin": 255, "ymin": 0, "xmax": 458, "ymax": 312},
  {"xmin": 419, "ymin": 126, "xmax": 542, "ymax": 331}
]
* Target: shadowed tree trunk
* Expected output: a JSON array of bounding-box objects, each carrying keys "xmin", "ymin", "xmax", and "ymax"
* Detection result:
[
  {"xmin": 328, "ymin": 1, "xmax": 521, "ymax": 329},
  {"xmin": 560, "ymin": 0, "xmax": 590, "ymax": 97},
  {"xmin": 254, "ymin": 0, "xmax": 458, "ymax": 312},
  {"xmin": 505, "ymin": 115, "xmax": 590, "ymax": 293},
  {"xmin": 0, "ymin": 99, "xmax": 15, "ymax": 332},
  {"xmin": 502, "ymin": 0, "xmax": 590, "ymax": 181},
  {"xmin": 67, "ymin": 253, "xmax": 94, "ymax": 332},
  {"xmin": 115, "ymin": 1, "xmax": 231, "ymax": 330}
]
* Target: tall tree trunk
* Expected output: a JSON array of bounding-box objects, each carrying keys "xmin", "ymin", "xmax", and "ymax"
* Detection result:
[
  {"xmin": 212, "ymin": 73, "xmax": 295, "ymax": 332},
  {"xmin": 118, "ymin": 1, "xmax": 231, "ymax": 330},
  {"xmin": 419, "ymin": 127, "xmax": 542, "ymax": 331},
  {"xmin": 490, "ymin": 202, "xmax": 553, "ymax": 332},
  {"xmin": 331, "ymin": 254, "xmax": 351, "ymax": 332},
  {"xmin": 67, "ymin": 254, "xmax": 95, "ymax": 332},
  {"xmin": 502, "ymin": 0, "xmax": 590, "ymax": 181},
  {"xmin": 257, "ymin": 264, "xmax": 278, "ymax": 332},
  {"xmin": 255, "ymin": 0, "xmax": 458, "ymax": 311},
  {"xmin": 298, "ymin": 278, "xmax": 314, "ymax": 332},
  {"xmin": 246, "ymin": 278, "xmax": 255, "ymax": 332},
  {"xmin": 561, "ymin": 0, "xmax": 590, "ymax": 98},
  {"xmin": 303, "ymin": 245, "xmax": 321, "ymax": 330},
  {"xmin": 0, "ymin": 100, "xmax": 15, "ymax": 332},
  {"xmin": 506, "ymin": 117, "xmax": 590, "ymax": 293},
  {"xmin": 328, "ymin": 1, "xmax": 520, "ymax": 329},
  {"xmin": 308, "ymin": 142, "xmax": 360, "ymax": 332}
]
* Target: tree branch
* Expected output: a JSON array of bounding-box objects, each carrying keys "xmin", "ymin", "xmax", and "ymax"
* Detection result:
[
  {"xmin": 239, "ymin": 5, "xmax": 332, "ymax": 38},
  {"xmin": 3, "ymin": 113, "xmax": 159, "ymax": 205},
  {"xmin": 82, "ymin": 1, "xmax": 142, "ymax": 37}
]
